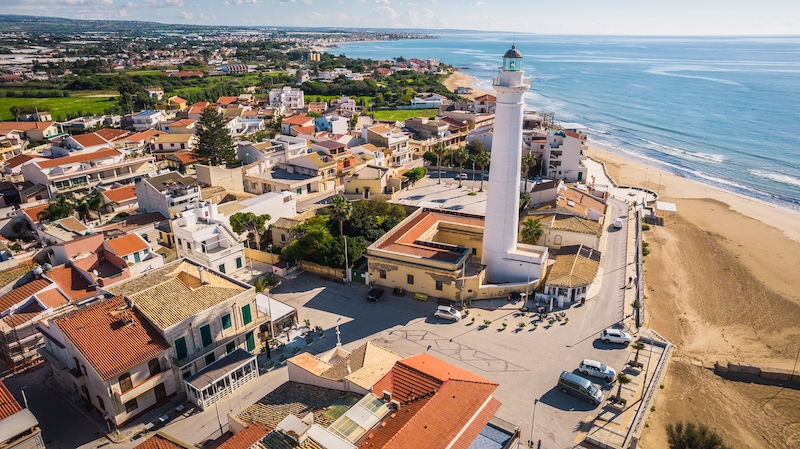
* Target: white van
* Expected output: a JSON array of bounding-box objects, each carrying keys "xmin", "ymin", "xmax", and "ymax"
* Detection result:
[{"xmin": 613, "ymin": 217, "xmax": 624, "ymax": 229}]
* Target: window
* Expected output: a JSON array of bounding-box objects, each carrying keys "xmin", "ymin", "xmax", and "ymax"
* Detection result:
[
  {"xmin": 241, "ymin": 305, "xmax": 252, "ymax": 325},
  {"xmin": 148, "ymin": 358, "xmax": 161, "ymax": 377},
  {"xmin": 144, "ymin": 248, "xmax": 149, "ymax": 254},
  {"xmin": 186, "ymin": 242, "xmax": 191, "ymax": 251},
  {"xmin": 472, "ymin": 247, "xmax": 477, "ymax": 255},
  {"xmin": 200, "ymin": 324, "xmax": 213, "ymax": 347},
  {"xmin": 226, "ymin": 342, "xmax": 236, "ymax": 354},
  {"xmin": 123, "ymin": 255, "xmax": 128, "ymax": 261},
  {"xmin": 96, "ymin": 396, "xmax": 105, "ymax": 411},
  {"xmin": 175, "ymin": 337, "xmax": 188, "ymax": 360},
  {"xmin": 118, "ymin": 373, "xmax": 133, "ymax": 393},
  {"xmin": 407, "ymin": 274, "xmax": 414, "ymax": 285},
  {"xmin": 281, "ymin": 234, "xmax": 286, "ymax": 242},
  {"xmin": 201, "ymin": 242, "xmax": 207, "ymax": 253},
  {"xmin": 182, "ymin": 370, "xmax": 192, "ymax": 380},
  {"xmin": 246, "ymin": 331, "xmax": 255, "ymax": 351},
  {"xmin": 435, "ymin": 280, "xmax": 443, "ymax": 291},
  {"xmin": 219, "ymin": 264, "xmax": 226, "ymax": 274},
  {"xmin": 221, "ymin": 314, "xmax": 232, "ymax": 330},
  {"xmin": 205, "ymin": 353, "xmax": 215, "ymax": 366},
  {"xmin": 124, "ymin": 398, "xmax": 138, "ymax": 413},
  {"xmin": 236, "ymin": 257, "xmax": 243, "ymax": 269},
  {"xmin": 177, "ymin": 238, "xmax": 182, "ymax": 246},
  {"xmin": 380, "ymin": 269, "xmax": 386, "ymax": 279}
]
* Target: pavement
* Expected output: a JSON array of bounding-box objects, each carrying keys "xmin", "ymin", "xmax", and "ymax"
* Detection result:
[{"xmin": 391, "ymin": 171, "xmax": 489, "ymax": 214}]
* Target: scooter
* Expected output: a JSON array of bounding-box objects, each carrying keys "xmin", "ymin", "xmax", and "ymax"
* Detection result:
[{"xmin": 393, "ymin": 287, "xmax": 405, "ymax": 296}]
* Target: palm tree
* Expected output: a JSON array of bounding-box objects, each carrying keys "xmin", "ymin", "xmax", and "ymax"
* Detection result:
[
  {"xmin": 330, "ymin": 195, "xmax": 352, "ymax": 236},
  {"xmin": 474, "ymin": 150, "xmax": 490, "ymax": 192},
  {"xmin": 453, "ymin": 147, "xmax": 469, "ymax": 187},
  {"xmin": 520, "ymin": 219, "xmax": 544, "ymax": 245},
  {"xmin": 521, "ymin": 153, "xmax": 537, "ymax": 193},
  {"xmin": 666, "ymin": 422, "xmax": 730, "ymax": 449},
  {"xmin": 615, "ymin": 373, "xmax": 631, "ymax": 402},
  {"xmin": 631, "ymin": 342, "xmax": 646, "ymax": 366},
  {"xmin": 38, "ymin": 194, "xmax": 75, "ymax": 222},
  {"xmin": 433, "ymin": 142, "xmax": 447, "ymax": 184}
]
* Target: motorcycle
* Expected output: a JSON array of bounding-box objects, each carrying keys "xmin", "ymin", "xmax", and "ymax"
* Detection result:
[{"xmin": 393, "ymin": 287, "xmax": 405, "ymax": 296}]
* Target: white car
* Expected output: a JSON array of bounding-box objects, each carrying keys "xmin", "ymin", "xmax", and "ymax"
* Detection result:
[
  {"xmin": 457, "ymin": 173, "xmax": 469, "ymax": 180},
  {"xmin": 434, "ymin": 305, "xmax": 462, "ymax": 322},
  {"xmin": 613, "ymin": 217, "xmax": 624, "ymax": 229},
  {"xmin": 579, "ymin": 359, "xmax": 617, "ymax": 383},
  {"xmin": 600, "ymin": 328, "xmax": 632, "ymax": 345}
]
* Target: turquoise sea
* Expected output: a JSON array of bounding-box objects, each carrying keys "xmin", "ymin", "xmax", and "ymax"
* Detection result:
[{"xmin": 335, "ymin": 33, "xmax": 800, "ymax": 212}]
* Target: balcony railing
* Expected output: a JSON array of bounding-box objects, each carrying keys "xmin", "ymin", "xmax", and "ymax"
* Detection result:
[
  {"xmin": 113, "ymin": 369, "xmax": 173, "ymax": 404},
  {"xmin": 172, "ymin": 322, "xmax": 261, "ymax": 368}
]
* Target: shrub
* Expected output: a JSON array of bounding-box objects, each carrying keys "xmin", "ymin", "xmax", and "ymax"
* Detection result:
[
  {"xmin": 264, "ymin": 360, "xmax": 275, "ymax": 369},
  {"xmin": 642, "ymin": 223, "xmax": 650, "ymax": 231},
  {"xmin": 468, "ymin": 192, "xmax": 477, "ymax": 196},
  {"xmin": 304, "ymin": 318, "xmax": 311, "ymax": 327},
  {"xmin": 279, "ymin": 354, "xmax": 287, "ymax": 362},
  {"xmin": 518, "ymin": 322, "xmax": 526, "ymax": 328},
  {"xmin": 483, "ymin": 319, "xmax": 492, "ymax": 326},
  {"xmin": 642, "ymin": 241, "xmax": 651, "ymax": 256},
  {"xmin": 666, "ymin": 422, "xmax": 730, "ymax": 449},
  {"xmin": 305, "ymin": 335, "xmax": 314, "ymax": 345},
  {"xmin": 548, "ymin": 319, "xmax": 555, "ymax": 325},
  {"xmin": 502, "ymin": 322, "xmax": 507, "ymax": 328},
  {"xmin": 291, "ymin": 346, "xmax": 301, "ymax": 355}
]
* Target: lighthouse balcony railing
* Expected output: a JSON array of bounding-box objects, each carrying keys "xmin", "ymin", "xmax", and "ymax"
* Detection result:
[{"xmin": 492, "ymin": 76, "xmax": 531, "ymax": 86}]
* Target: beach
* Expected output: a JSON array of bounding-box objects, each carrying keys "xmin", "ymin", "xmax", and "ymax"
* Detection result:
[{"xmin": 443, "ymin": 71, "xmax": 495, "ymax": 100}]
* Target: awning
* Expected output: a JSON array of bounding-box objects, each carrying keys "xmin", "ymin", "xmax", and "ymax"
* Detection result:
[
  {"xmin": 656, "ymin": 201, "xmax": 677, "ymax": 212},
  {"xmin": 184, "ymin": 348, "xmax": 254, "ymax": 390},
  {"xmin": 256, "ymin": 293, "xmax": 295, "ymax": 322}
]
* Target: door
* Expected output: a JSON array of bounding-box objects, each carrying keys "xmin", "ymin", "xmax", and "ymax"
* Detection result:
[
  {"xmin": 154, "ymin": 383, "xmax": 167, "ymax": 402},
  {"xmin": 578, "ymin": 171, "xmax": 583, "ymax": 181}
]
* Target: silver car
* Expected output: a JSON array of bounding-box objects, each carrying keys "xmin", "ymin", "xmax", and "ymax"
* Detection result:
[
  {"xmin": 434, "ymin": 305, "xmax": 462, "ymax": 322},
  {"xmin": 600, "ymin": 328, "xmax": 632, "ymax": 345},
  {"xmin": 579, "ymin": 359, "xmax": 616, "ymax": 383}
]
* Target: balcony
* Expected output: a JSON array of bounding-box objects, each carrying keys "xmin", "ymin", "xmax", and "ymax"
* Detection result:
[
  {"xmin": 551, "ymin": 151, "xmax": 562, "ymax": 159},
  {"xmin": 113, "ymin": 368, "xmax": 173, "ymax": 404},
  {"xmin": 49, "ymin": 155, "xmax": 155, "ymax": 182},
  {"xmin": 37, "ymin": 346, "xmax": 67, "ymax": 370},
  {"xmin": 172, "ymin": 322, "xmax": 261, "ymax": 369}
]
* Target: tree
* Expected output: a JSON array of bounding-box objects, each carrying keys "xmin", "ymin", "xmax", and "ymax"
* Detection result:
[
  {"xmin": 38, "ymin": 194, "xmax": 75, "ymax": 222},
  {"xmin": 422, "ymin": 151, "xmax": 438, "ymax": 166},
  {"xmin": 453, "ymin": 146, "xmax": 469, "ymax": 187},
  {"xmin": 666, "ymin": 422, "xmax": 730, "ymax": 449},
  {"xmin": 229, "ymin": 212, "xmax": 271, "ymax": 251},
  {"xmin": 403, "ymin": 167, "xmax": 428, "ymax": 186},
  {"xmin": 615, "ymin": 373, "xmax": 631, "ymax": 402},
  {"xmin": 433, "ymin": 142, "xmax": 447, "ymax": 184},
  {"xmin": 9, "ymin": 106, "xmax": 20, "ymax": 120},
  {"xmin": 631, "ymin": 342, "xmax": 646, "ymax": 365},
  {"xmin": 195, "ymin": 105, "xmax": 237, "ymax": 166},
  {"xmin": 73, "ymin": 192, "xmax": 114, "ymax": 224},
  {"xmin": 474, "ymin": 150, "xmax": 490, "ymax": 192},
  {"xmin": 520, "ymin": 218, "xmax": 544, "ymax": 245},
  {"xmin": 330, "ymin": 195, "xmax": 352, "ymax": 236},
  {"xmin": 521, "ymin": 153, "xmax": 537, "ymax": 193}
]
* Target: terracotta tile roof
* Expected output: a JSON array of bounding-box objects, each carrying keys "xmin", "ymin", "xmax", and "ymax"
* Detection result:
[
  {"xmin": 125, "ymin": 129, "xmax": 163, "ymax": 142},
  {"xmin": 70, "ymin": 133, "xmax": 110, "ymax": 148},
  {"xmin": 169, "ymin": 96, "xmax": 187, "ymax": 104},
  {"xmin": 0, "ymin": 381, "xmax": 22, "ymax": 420},
  {"xmin": 448, "ymin": 397, "xmax": 502, "ymax": 449},
  {"xmin": 55, "ymin": 296, "xmax": 171, "ymax": 380},
  {"xmin": 217, "ymin": 96, "xmax": 238, "ymax": 105},
  {"xmin": 217, "ymin": 424, "xmax": 269, "ymax": 449},
  {"xmin": 103, "ymin": 185, "xmax": 137, "ymax": 203},
  {"xmin": 358, "ymin": 397, "xmax": 431, "ymax": 448},
  {"xmin": 172, "ymin": 152, "xmax": 200, "ymax": 164},
  {"xmin": 46, "ymin": 264, "xmax": 98, "ymax": 302},
  {"xmin": 166, "ymin": 119, "xmax": 196, "ymax": 128},
  {"xmin": 133, "ymin": 432, "xmax": 194, "ymax": 449},
  {"xmin": 107, "ymin": 233, "xmax": 150, "ymax": 257},
  {"xmin": 95, "ymin": 128, "xmax": 130, "ymax": 141},
  {"xmin": 0, "ymin": 278, "xmax": 51, "ymax": 313},
  {"xmin": 3, "ymin": 308, "xmax": 44, "ymax": 328},
  {"xmin": 283, "ymin": 115, "xmax": 314, "ymax": 126},
  {"xmin": 395, "ymin": 353, "xmax": 493, "ymax": 385},
  {"xmin": 21, "ymin": 203, "xmax": 49, "ymax": 222},
  {"xmin": 293, "ymin": 125, "xmax": 315, "ymax": 135},
  {"xmin": 288, "ymin": 353, "xmax": 333, "ymax": 376},
  {"xmin": 0, "ymin": 121, "xmax": 55, "ymax": 132},
  {"xmin": 35, "ymin": 288, "xmax": 69, "ymax": 308},
  {"xmin": 36, "ymin": 148, "xmax": 120, "ymax": 169},
  {"xmin": 107, "ymin": 260, "xmax": 246, "ymax": 330},
  {"xmin": 4, "ymin": 154, "xmax": 36, "ymax": 169},
  {"xmin": 559, "ymin": 187, "xmax": 605, "ymax": 216},
  {"xmin": 473, "ymin": 94, "xmax": 496, "ymax": 102},
  {"xmin": 555, "ymin": 197, "xmax": 589, "ymax": 218}
]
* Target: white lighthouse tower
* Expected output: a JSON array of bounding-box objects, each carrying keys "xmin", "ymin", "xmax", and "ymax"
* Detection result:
[{"xmin": 481, "ymin": 46, "xmax": 547, "ymax": 284}]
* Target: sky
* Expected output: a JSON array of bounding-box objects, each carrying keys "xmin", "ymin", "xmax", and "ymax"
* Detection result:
[{"xmin": 1, "ymin": 0, "xmax": 799, "ymax": 35}]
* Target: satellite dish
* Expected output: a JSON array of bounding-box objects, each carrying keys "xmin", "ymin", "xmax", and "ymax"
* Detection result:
[
  {"xmin": 33, "ymin": 266, "xmax": 44, "ymax": 276},
  {"xmin": 93, "ymin": 270, "xmax": 99, "ymax": 276},
  {"xmin": 43, "ymin": 263, "xmax": 53, "ymax": 272}
]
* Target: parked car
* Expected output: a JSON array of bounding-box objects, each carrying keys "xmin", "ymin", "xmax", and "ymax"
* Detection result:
[
  {"xmin": 600, "ymin": 328, "xmax": 632, "ymax": 345},
  {"xmin": 433, "ymin": 305, "xmax": 462, "ymax": 322},
  {"xmin": 579, "ymin": 359, "xmax": 616, "ymax": 383},
  {"xmin": 613, "ymin": 217, "xmax": 624, "ymax": 229},
  {"xmin": 558, "ymin": 371, "xmax": 604, "ymax": 405},
  {"xmin": 366, "ymin": 288, "xmax": 385, "ymax": 301},
  {"xmin": 457, "ymin": 173, "xmax": 469, "ymax": 180}
]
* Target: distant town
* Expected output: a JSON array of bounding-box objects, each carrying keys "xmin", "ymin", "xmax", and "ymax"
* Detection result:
[{"xmin": 0, "ymin": 19, "xmax": 671, "ymax": 449}]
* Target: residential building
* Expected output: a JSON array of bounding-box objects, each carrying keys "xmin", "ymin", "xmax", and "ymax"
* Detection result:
[
  {"xmin": 349, "ymin": 144, "xmax": 385, "ymax": 167},
  {"xmin": 287, "ymin": 152, "xmax": 338, "ymax": 192},
  {"xmin": 102, "ymin": 184, "xmax": 139, "ymax": 213},
  {"xmin": 106, "ymin": 233, "xmax": 165, "ymax": 276},
  {"xmin": 362, "ymin": 125, "xmax": 412, "ymax": 167},
  {"xmin": 311, "ymin": 139, "xmax": 349, "ymax": 158},
  {"xmin": 58, "ymin": 132, "xmax": 113, "ymax": 154},
  {"xmin": 133, "ymin": 432, "xmax": 194, "ymax": 449},
  {"xmin": 132, "ymin": 110, "xmax": 167, "ymax": 132},
  {"xmin": 344, "ymin": 165, "xmax": 391, "ymax": 197},
  {"xmin": 3, "ymin": 154, "xmax": 43, "ymax": 175},
  {"xmin": 270, "ymin": 217, "xmax": 301, "ymax": 249},
  {"xmin": 161, "ymin": 119, "xmax": 196, "ymax": 134},
  {"xmin": 555, "ymin": 185, "xmax": 607, "ymax": 223},
  {"xmin": 539, "ymin": 127, "xmax": 589, "ymax": 183},
  {"xmin": 237, "ymin": 135, "xmax": 309, "ymax": 168},
  {"xmin": 473, "ymin": 94, "xmax": 497, "ymax": 113},
  {"xmin": 20, "ymin": 148, "xmax": 157, "ymax": 196},
  {"xmin": 41, "ymin": 296, "xmax": 175, "ymax": 427},
  {"xmin": 0, "ymin": 380, "xmax": 43, "ymax": 448},
  {"xmin": 534, "ymin": 214, "xmax": 603, "ymax": 250},
  {"xmin": 0, "ymin": 121, "xmax": 66, "ymax": 142},
  {"xmin": 155, "ymin": 96, "xmax": 188, "ymax": 111},
  {"xmin": 218, "ymin": 192, "xmax": 297, "ymax": 229},
  {"xmin": 171, "ymin": 202, "xmax": 245, "ymax": 275},
  {"xmin": 153, "ymin": 134, "xmax": 198, "ymax": 162},
  {"xmin": 269, "ymin": 86, "xmax": 305, "ymax": 109},
  {"xmin": 542, "ymin": 245, "xmax": 601, "ymax": 306},
  {"xmin": 143, "ymin": 88, "xmax": 164, "ymax": 100},
  {"xmin": 215, "ymin": 424, "xmax": 268, "ymax": 449},
  {"xmin": 0, "ymin": 131, "xmax": 28, "ymax": 163},
  {"xmin": 314, "ymin": 115, "xmax": 349, "ymax": 134},
  {"xmin": 106, "ymin": 259, "xmax": 263, "ymax": 405},
  {"xmin": 195, "ymin": 164, "xmax": 245, "ymax": 193},
  {"xmin": 280, "ymin": 115, "xmax": 314, "ymax": 136},
  {"xmin": 409, "ymin": 93, "xmax": 446, "ymax": 109},
  {"xmin": 242, "ymin": 165, "xmax": 318, "ymax": 197},
  {"xmin": 135, "ymin": 172, "xmax": 201, "ymax": 219}
]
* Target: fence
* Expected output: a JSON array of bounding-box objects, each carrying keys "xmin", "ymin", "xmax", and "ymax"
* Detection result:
[
  {"xmin": 299, "ymin": 260, "xmax": 346, "ymax": 281},
  {"xmin": 245, "ymin": 248, "xmax": 280, "ymax": 264},
  {"xmin": 634, "ymin": 209, "xmax": 644, "ymax": 328}
]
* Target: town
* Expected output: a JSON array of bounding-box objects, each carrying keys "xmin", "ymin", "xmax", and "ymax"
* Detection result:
[{"xmin": 0, "ymin": 25, "xmax": 676, "ymax": 449}]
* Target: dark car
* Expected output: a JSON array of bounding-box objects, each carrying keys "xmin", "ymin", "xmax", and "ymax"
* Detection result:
[{"xmin": 366, "ymin": 288, "xmax": 385, "ymax": 301}]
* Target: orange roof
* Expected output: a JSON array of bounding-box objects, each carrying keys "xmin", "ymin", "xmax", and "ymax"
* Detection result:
[
  {"xmin": 191, "ymin": 101, "xmax": 212, "ymax": 109},
  {"xmin": 376, "ymin": 210, "xmax": 484, "ymax": 263},
  {"xmin": 217, "ymin": 424, "xmax": 269, "ymax": 449},
  {"xmin": 474, "ymin": 94, "xmax": 496, "ymax": 102},
  {"xmin": 0, "ymin": 279, "xmax": 51, "ymax": 312},
  {"xmin": 169, "ymin": 96, "xmax": 187, "ymax": 104},
  {"xmin": 217, "ymin": 96, "xmax": 238, "ymax": 105},
  {"xmin": 125, "ymin": 129, "xmax": 163, "ymax": 142},
  {"xmin": 560, "ymin": 187, "xmax": 605, "ymax": 216},
  {"xmin": 103, "ymin": 185, "xmax": 137, "ymax": 203},
  {"xmin": 4, "ymin": 154, "xmax": 36, "ymax": 169},
  {"xmin": 0, "ymin": 381, "xmax": 22, "ymax": 420},
  {"xmin": 55, "ymin": 296, "xmax": 170, "ymax": 380},
  {"xmin": 46, "ymin": 265, "xmax": 97, "ymax": 302},
  {"xmin": 69, "ymin": 133, "xmax": 109, "ymax": 148},
  {"xmin": 172, "ymin": 152, "xmax": 200, "ymax": 164},
  {"xmin": 133, "ymin": 433, "xmax": 194, "ymax": 449},
  {"xmin": 107, "ymin": 233, "xmax": 149, "ymax": 257},
  {"xmin": 399, "ymin": 354, "xmax": 494, "ymax": 384},
  {"xmin": 167, "ymin": 119, "xmax": 195, "ymax": 128},
  {"xmin": 36, "ymin": 288, "xmax": 70, "ymax": 308},
  {"xmin": 22, "ymin": 203, "xmax": 50, "ymax": 222},
  {"xmin": 293, "ymin": 125, "xmax": 315, "ymax": 135},
  {"xmin": 95, "ymin": 128, "xmax": 130, "ymax": 141},
  {"xmin": 0, "ymin": 121, "xmax": 55, "ymax": 132},
  {"xmin": 283, "ymin": 115, "xmax": 314, "ymax": 126},
  {"xmin": 449, "ymin": 397, "xmax": 502, "ymax": 449},
  {"xmin": 36, "ymin": 148, "xmax": 120, "ymax": 169}
]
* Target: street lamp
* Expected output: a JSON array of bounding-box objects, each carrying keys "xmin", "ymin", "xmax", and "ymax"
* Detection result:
[
  {"xmin": 209, "ymin": 380, "xmax": 224, "ymax": 437},
  {"xmin": 20, "ymin": 386, "xmax": 28, "ymax": 409},
  {"xmin": 529, "ymin": 398, "xmax": 538, "ymax": 447}
]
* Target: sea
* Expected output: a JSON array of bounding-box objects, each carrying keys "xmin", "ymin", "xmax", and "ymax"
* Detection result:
[{"xmin": 334, "ymin": 32, "xmax": 800, "ymax": 212}]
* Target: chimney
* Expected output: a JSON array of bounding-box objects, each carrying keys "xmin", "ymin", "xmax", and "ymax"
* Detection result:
[
  {"xmin": 382, "ymin": 390, "xmax": 392, "ymax": 402},
  {"xmin": 198, "ymin": 266, "xmax": 205, "ymax": 284}
]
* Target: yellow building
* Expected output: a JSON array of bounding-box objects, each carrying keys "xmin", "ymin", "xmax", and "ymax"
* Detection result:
[
  {"xmin": 155, "ymin": 95, "xmax": 188, "ymax": 111},
  {"xmin": 345, "ymin": 165, "xmax": 391, "ymax": 197},
  {"xmin": 366, "ymin": 208, "xmax": 546, "ymax": 302}
]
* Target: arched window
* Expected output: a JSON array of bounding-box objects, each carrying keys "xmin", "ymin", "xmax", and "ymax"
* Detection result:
[
  {"xmin": 118, "ymin": 373, "xmax": 133, "ymax": 393},
  {"xmin": 148, "ymin": 358, "xmax": 161, "ymax": 377}
]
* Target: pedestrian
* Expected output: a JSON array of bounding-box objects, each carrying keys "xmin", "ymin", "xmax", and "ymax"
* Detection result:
[{"xmin": 266, "ymin": 341, "xmax": 271, "ymax": 359}]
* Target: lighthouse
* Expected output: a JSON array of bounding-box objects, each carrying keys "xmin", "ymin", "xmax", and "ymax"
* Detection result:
[{"xmin": 481, "ymin": 46, "xmax": 544, "ymax": 284}]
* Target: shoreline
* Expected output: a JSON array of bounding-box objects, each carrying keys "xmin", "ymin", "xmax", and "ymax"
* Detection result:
[{"xmin": 443, "ymin": 71, "xmax": 495, "ymax": 100}]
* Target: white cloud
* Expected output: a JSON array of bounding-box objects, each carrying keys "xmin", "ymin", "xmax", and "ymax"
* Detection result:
[
  {"xmin": 198, "ymin": 12, "xmax": 216, "ymax": 19},
  {"xmin": 299, "ymin": 0, "xmax": 312, "ymax": 4},
  {"xmin": 474, "ymin": 1, "xmax": 486, "ymax": 5},
  {"xmin": 375, "ymin": 0, "xmax": 389, "ymax": 3},
  {"xmin": 371, "ymin": 5, "xmax": 398, "ymax": 19},
  {"xmin": 180, "ymin": 11, "xmax": 192, "ymax": 18}
]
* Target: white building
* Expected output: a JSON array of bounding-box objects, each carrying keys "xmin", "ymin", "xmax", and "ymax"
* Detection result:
[
  {"xmin": 543, "ymin": 126, "xmax": 589, "ymax": 183},
  {"xmin": 237, "ymin": 135, "xmax": 309, "ymax": 168},
  {"xmin": 268, "ymin": 86, "xmax": 304, "ymax": 110},
  {"xmin": 172, "ymin": 202, "xmax": 245, "ymax": 275},
  {"xmin": 135, "ymin": 172, "xmax": 201, "ymax": 219},
  {"xmin": 132, "ymin": 110, "xmax": 167, "ymax": 132},
  {"xmin": 482, "ymin": 46, "xmax": 550, "ymax": 284},
  {"xmin": 361, "ymin": 125, "xmax": 413, "ymax": 167}
]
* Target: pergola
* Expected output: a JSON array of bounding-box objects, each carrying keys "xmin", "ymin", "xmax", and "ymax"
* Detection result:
[
  {"xmin": 184, "ymin": 348, "xmax": 258, "ymax": 410},
  {"xmin": 655, "ymin": 201, "xmax": 677, "ymax": 225}
]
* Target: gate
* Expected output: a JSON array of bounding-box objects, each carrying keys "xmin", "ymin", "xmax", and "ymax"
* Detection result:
[{"xmin": 351, "ymin": 269, "xmax": 367, "ymax": 284}]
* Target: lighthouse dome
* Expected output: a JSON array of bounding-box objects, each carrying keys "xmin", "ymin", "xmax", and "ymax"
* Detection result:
[{"xmin": 503, "ymin": 45, "xmax": 523, "ymax": 59}]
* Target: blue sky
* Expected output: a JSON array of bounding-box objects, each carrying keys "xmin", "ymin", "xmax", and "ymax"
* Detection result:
[{"xmin": 1, "ymin": 0, "xmax": 799, "ymax": 35}]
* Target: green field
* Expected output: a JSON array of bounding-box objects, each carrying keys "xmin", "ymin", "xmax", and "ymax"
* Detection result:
[
  {"xmin": 0, "ymin": 95, "xmax": 118, "ymax": 121},
  {"xmin": 373, "ymin": 109, "xmax": 438, "ymax": 121}
]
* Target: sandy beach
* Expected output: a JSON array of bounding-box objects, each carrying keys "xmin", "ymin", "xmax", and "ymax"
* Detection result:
[
  {"xmin": 592, "ymin": 146, "xmax": 800, "ymax": 448},
  {"xmin": 443, "ymin": 71, "xmax": 495, "ymax": 100}
]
